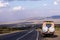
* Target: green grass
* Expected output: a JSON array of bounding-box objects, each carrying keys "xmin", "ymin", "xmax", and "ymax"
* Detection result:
[{"xmin": 55, "ymin": 27, "xmax": 60, "ymax": 30}]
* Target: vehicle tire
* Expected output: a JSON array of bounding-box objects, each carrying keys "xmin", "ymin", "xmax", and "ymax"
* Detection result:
[{"xmin": 50, "ymin": 33, "xmax": 54, "ymax": 37}]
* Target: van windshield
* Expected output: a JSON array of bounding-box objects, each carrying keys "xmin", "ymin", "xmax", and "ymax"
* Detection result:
[{"xmin": 46, "ymin": 24, "xmax": 51, "ymax": 28}]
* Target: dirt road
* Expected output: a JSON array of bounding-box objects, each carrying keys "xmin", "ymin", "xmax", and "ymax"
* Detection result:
[{"xmin": 44, "ymin": 30, "xmax": 60, "ymax": 40}]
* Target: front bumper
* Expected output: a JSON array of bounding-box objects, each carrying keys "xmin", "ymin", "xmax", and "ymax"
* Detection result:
[{"xmin": 42, "ymin": 32, "xmax": 54, "ymax": 35}]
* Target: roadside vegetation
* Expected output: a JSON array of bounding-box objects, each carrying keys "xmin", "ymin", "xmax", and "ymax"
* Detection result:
[
  {"xmin": 0, "ymin": 24, "xmax": 42, "ymax": 34},
  {"xmin": 55, "ymin": 26, "xmax": 60, "ymax": 30},
  {"xmin": 0, "ymin": 27, "xmax": 20, "ymax": 34},
  {"xmin": 0, "ymin": 27, "xmax": 32, "ymax": 34},
  {"xmin": 55, "ymin": 24, "xmax": 60, "ymax": 30}
]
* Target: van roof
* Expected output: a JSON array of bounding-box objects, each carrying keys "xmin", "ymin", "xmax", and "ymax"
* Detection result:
[{"xmin": 44, "ymin": 21, "xmax": 54, "ymax": 22}]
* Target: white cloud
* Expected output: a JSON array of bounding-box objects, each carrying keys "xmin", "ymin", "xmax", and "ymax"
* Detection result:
[
  {"xmin": 54, "ymin": 1, "xmax": 58, "ymax": 5},
  {"xmin": 43, "ymin": 4, "xmax": 47, "ymax": 6},
  {"xmin": 0, "ymin": 1, "xmax": 9, "ymax": 8},
  {"xmin": 12, "ymin": 6, "xmax": 24, "ymax": 11},
  {"xmin": 56, "ymin": 0, "xmax": 60, "ymax": 1},
  {"xmin": 56, "ymin": 0, "xmax": 60, "ymax": 3}
]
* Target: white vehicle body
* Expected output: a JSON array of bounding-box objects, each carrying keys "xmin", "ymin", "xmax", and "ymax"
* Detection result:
[{"xmin": 42, "ymin": 21, "xmax": 55, "ymax": 35}]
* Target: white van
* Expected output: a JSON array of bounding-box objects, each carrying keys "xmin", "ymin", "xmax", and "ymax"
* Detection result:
[{"xmin": 42, "ymin": 21, "xmax": 55, "ymax": 36}]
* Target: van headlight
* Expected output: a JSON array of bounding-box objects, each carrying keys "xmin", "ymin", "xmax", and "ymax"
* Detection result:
[
  {"xmin": 42, "ymin": 26, "xmax": 48, "ymax": 32},
  {"xmin": 49, "ymin": 27, "xmax": 55, "ymax": 32}
]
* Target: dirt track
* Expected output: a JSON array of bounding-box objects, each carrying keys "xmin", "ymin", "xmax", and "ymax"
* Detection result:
[
  {"xmin": 44, "ymin": 30, "xmax": 60, "ymax": 40},
  {"xmin": 36, "ymin": 29, "xmax": 60, "ymax": 40}
]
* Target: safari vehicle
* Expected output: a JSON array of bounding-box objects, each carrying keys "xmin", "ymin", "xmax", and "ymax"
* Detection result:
[{"xmin": 42, "ymin": 21, "xmax": 55, "ymax": 36}]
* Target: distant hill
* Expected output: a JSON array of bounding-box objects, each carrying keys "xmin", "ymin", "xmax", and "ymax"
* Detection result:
[
  {"xmin": 26, "ymin": 17, "xmax": 46, "ymax": 20},
  {"xmin": 51, "ymin": 15, "xmax": 60, "ymax": 19},
  {"xmin": 26, "ymin": 15, "xmax": 60, "ymax": 20},
  {"xmin": 45, "ymin": 15, "xmax": 60, "ymax": 19}
]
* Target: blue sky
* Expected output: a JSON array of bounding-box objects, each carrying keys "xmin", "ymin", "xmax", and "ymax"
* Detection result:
[{"xmin": 0, "ymin": 0, "xmax": 60, "ymax": 22}]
